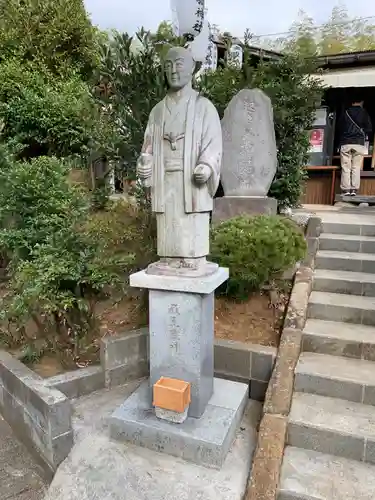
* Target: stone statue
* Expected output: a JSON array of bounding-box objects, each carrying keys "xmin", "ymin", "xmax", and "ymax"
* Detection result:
[{"xmin": 137, "ymin": 46, "xmax": 222, "ymax": 276}]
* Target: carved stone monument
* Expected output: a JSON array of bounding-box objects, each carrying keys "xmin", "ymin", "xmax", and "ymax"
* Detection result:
[
  {"xmin": 109, "ymin": 46, "xmax": 248, "ymax": 469},
  {"xmin": 213, "ymin": 88, "xmax": 278, "ymax": 222}
]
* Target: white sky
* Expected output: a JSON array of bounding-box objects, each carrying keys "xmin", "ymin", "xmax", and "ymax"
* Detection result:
[{"xmin": 84, "ymin": 0, "xmax": 375, "ymax": 39}]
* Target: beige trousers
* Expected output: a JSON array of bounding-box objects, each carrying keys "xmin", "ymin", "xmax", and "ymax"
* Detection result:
[{"xmin": 340, "ymin": 144, "xmax": 367, "ymax": 191}]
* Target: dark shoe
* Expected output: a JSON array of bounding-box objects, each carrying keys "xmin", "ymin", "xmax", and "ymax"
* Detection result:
[
  {"xmin": 350, "ymin": 190, "xmax": 357, "ymax": 196},
  {"xmin": 342, "ymin": 191, "xmax": 351, "ymax": 197}
]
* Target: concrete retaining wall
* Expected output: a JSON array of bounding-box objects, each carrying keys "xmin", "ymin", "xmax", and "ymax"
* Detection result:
[
  {"xmin": 47, "ymin": 365, "xmax": 105, "ymax": 400},
  {"xmin": 214, "ymin": 340, "xmax": 276, "ymax": 401},
  {"xmin": 100, "ymin": 328, "xmax": 149, "ymax": 388},
  {"xmin": 0, "ymin": 351, "xmax": 73, "ymax": 474},
  {"xmin": 100, "ymin": 328, "xmax": 276, "ymax": 402}
]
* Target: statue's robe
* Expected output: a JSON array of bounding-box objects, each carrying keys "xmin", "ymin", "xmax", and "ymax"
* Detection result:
[{"xmin": 141, "ymin": 87, "xmax": 222, "ymax": 259}]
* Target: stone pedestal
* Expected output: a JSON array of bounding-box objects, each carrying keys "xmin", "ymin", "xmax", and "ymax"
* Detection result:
[
  {"xmin": 212, "ymin": 196, "xmax": 277, "ymax": 223},
  {"xmin": 129, "ymin": 267, "xmax": 228, "ymax": 418},
  {"xmin": 109, "ymin": 266, "xmax": 249, "ymax": 468}
]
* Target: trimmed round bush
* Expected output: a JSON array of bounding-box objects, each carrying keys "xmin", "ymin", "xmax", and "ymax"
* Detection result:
[{"xmin": 210, "ymin": 215, "xmax": 306, "ymax": 298}]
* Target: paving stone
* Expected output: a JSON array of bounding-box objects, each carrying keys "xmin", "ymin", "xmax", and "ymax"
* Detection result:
[
  {"xmin": 319, "ymin": 233, "xmax": 361, "ymax": 252},
  {"xmin": 308, "ymin": 291, "xmax": 375, "ymax": 325},
  {"xmin": 279, "ymin": 447, "xmax": 375, "ymax": 500},
  {"xmin": 295, "ymin": 352, "xmax": 375, "ymax": 404},
  {"xmin": 316, "ymin": 250, "xmax": 375, "ymax": 273},
  {"xmin": 313, "ymin": 269, "xmax": 375, "ymax": 296},
  {"xmin": 302, "ymin": 319, "xmax": 375, "ymax": 359},
  {"xmin": 288, "ymin": 392, "xmax": 375, "ymax": 463},
  {"xmin": 319, "ymin": 233, "xmax": 375, "ymax": 253},
  {"xmin": 322, "ymin": 222, "xmax": 361, "ymax": 235}
]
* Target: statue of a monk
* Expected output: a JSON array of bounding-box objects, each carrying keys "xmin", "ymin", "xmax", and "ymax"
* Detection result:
[{"xmin": 137, "ymin": 46, "xmax": 222, "ymax": 276}]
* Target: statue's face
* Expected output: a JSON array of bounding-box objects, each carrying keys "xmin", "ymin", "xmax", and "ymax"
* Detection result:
[{"xmin": 165, "ymin": 48, "xmax": 195, "ymax": 90}]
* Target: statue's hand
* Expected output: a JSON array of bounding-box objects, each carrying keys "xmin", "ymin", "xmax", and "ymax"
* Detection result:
[
  {"xmin": 137, "ymin": 153, "xmax": 152, "ymax": 180},
  {"xmin": 193, "ymin": 164, "xmax": 211, "ymax": 185}
]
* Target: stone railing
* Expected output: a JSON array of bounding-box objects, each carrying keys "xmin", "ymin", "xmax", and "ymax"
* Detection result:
[{"xmin": 245, "ymin": 215, "xmax": 322, "ymax": 500}]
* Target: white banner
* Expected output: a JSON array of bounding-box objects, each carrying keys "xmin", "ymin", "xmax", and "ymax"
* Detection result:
[
  {"xmin": 228, "ymin": 44, "xmax": 243, "ymax": 68},
  {"xmin": 171, "ymin": 0, "xmax": 205, "ymax": 39},
  {"xmin": 196, "ymin": 25, "xmax": 218, "ymax": 77},
  {"xmin": 188, "ymin": 17, "xmax": 210, "ymax": 63},
  {"xmin": 205, "ymin": 25, "xmax": 218, "ymax": 71}
]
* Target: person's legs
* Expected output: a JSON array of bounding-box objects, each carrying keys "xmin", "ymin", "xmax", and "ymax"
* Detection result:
[
  {"xmin": 340, "ymin": 144, "xmax": 352, "ymax": 194},
  {"xmin": 351, "ymin": 144, "xmax": 366, "ymax": 194}
]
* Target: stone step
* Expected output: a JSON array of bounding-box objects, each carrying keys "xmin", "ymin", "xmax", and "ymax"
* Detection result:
[
  {"xmin": 323, "ymin": 220, "xmax": 375, "ymax": 237},
  {"xmin": 295, "ymin": 352, "xmax": 375, "ymax": 405},
  {"xmin": 303, "ymin": 319, "xmax": 375, "ymax": 360},
  {"xmin": 278, "ymin": 446, "xmax": 375, "ymax": 500},
  {"xmin": 315, "ymin": 250, "xmax": 375, "ymax": 273},
  {"xmin": 308, "ymin": 291, "xmax": 375, "ymax": 325},
  {"xmin": 319, "ymin": 233, "xmax": 375, "ymax": 253},
  {"xmin": 313, "ymin": 269, "xmax": 375, "ymax": 296},
  {"xmin": 288, "ymin": 392, "xmax": 375, "ymax": 464}
]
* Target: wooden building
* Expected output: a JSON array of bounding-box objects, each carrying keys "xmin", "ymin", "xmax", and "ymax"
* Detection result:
[{"xmin": 303, "ymin": 50, "xmax": 375, "ymax": 205}]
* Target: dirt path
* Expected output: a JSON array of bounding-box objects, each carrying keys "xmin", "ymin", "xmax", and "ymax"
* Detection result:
[{"xmin": 0, "ymin": 415, "xmax": 46, "ymax": 500}]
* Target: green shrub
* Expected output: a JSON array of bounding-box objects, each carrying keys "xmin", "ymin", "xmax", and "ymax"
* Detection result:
[
  {"xmin": 210, "ymin": 215, "xmax": 306, "ymax": 298},
  {"xmin": 0, "ymin": 59, "xmax": 114, "ymax": 161},
  {"xmin": 0, "ymin": 148, "xmax": 133, "ymax": 354},
  {"xmin": 0, "ymin": 0, "xmax": 99, "ymax": 78},
  {"xmin": 0, "ymin": 149, "xmax": 87, "ymax": 263},
  {"xmin": 82, "ymin": 199, "xmax": 157, "ymax": 278}
]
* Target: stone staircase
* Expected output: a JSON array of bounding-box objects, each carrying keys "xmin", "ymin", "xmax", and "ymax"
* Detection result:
[{"xmin": 279, "ymin": 214, "xmax": 375, "ymax": 500}]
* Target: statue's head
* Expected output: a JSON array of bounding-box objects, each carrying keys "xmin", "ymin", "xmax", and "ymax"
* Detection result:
[{"xmin": 164, "ymin": 46, "xmax": 195, "ymax": 91}]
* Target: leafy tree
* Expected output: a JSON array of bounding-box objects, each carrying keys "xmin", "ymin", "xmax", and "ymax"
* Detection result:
[
  {"xmin": 151, "ymin": 21, "xmax": 185, "ymax": 59},
  {"xmin": 283, "ymin": 10, "xmax": 318, "ymax": 57},
  {"xmin": 277, "ymin": 3, "xmax": 375, "ymax": 56},
  {"xmin": 0, "ymin": 59, "xmax": 114, "ymax": 161},
  {"xmin": 0, "ymin": 0, "xmax": 99, "ymax": 78},
  {"xmin": 152, "ymin": 21, "xmax": 177, "ymax": 45},
  {"xmin": 350, "ymin": 17, "xmax": 375, "ymax": 52},
  {"xmin": 318, "ymin": 5, "xmax": 351, "ymax": 55},
  {"xmin": 93, "ymin": 30, "xmax": 167, "ymax": 180}
]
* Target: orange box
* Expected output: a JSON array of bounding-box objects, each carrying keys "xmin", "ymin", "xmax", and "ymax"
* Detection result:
[{"xmin": 153, "ymin": 377, "xmax": 191, "ymax": 413}]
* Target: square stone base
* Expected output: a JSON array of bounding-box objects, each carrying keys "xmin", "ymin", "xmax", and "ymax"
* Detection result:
[
  {"xmin": 213, "ymin": 196, "xmax": 278, "ymax": 222},
  {"xmin": 110, "ymin": 378, "xmax": 248, "ymax": 469}
]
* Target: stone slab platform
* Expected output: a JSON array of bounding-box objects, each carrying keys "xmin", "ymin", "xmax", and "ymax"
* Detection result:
[
  {"xmin": 110, "ymin": 378, "xmax": 248, "ymax": 468},
  {"xmin": 212, "ymin": 196, "xmax": 277, "ymax": 223},
  {"xmin": 130, "ymin": 266, "xmax": 229, "ymax": 294},
  {"xmin": 44, "ymin": 380, "xmax": 261, "ymax": 500},
  {"xmin": 335, "ymin": 194, "xmax": 375, "ymax": 206}
]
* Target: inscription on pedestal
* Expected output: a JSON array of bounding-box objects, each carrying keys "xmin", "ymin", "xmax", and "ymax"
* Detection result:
[
  {"xmin": 149, "ymin": 290, "xmax": 215, "ymax": 418},
  {"xmin": 168, "ymin": 304, "xmax": 180, "ymax": 354}
]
